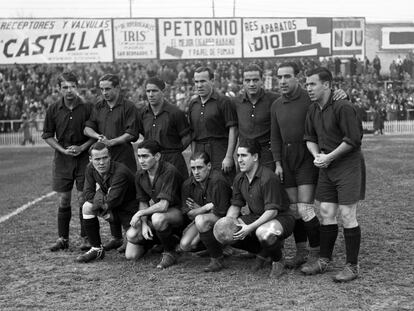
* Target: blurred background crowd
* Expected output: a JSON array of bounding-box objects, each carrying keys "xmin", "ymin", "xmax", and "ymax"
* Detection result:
[{"xmin": 1, "ymin": 54, "xmax": 414, "ymax": 133}]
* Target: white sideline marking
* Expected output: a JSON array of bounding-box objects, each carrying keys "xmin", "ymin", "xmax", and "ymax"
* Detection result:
[{"xmin": 0, "ymin": 191, "xmax": 56, "ymax": 224}]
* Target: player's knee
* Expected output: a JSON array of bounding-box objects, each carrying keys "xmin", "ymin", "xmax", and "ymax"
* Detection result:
[
  {"xmin": 289, "ymin": 203, "xmax": 300, "ymax": 220},
  {"xmin": 340, "ymin": 209, "xmax": 358, "ymax": 228},
  {"xmin": 59, "ymin": 196, "xmax": 71, "ymax": 208},
  {"xmin": 151, "ymin": 213, "xmax": 167, "ymax": 230},
  {"xmin": 256, "ymin": 221, "xmax": 283, "ymax": 246},
  {"xmin": 195, "ymin": 214, "xmax": 211, "ymax": 232},
  {"xmin": 82, "ymin": 201, "xmax": 95, "ymax": 216},
  {"xmin": 319, "ymin": 203, "xmax": 336, "ymax": 222},
  {"xmin": 126, "ymin": 227, "xmax": 141, "ymax": 244},
  {"xmin": 297, "ymin": 203, "xmax": 316, "ymax": 222}
]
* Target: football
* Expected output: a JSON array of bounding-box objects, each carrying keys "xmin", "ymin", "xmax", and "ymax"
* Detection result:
[{"xmin": 213, "ymin": 217, "xmax": 240, "ymax": 245}]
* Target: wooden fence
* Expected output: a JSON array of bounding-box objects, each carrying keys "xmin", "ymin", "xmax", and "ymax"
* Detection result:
[{"xmin": 1, "ymin": 119, "xmax": 414, "ymax": 146}]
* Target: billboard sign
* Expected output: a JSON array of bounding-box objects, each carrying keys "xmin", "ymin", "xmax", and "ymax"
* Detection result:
[
  {"xmin": 113, "ymin": 19, "xmax": 157, "ymax": 60},
  {"xmin": 0, "ymin": 18, "xmax": 113, "ymax": 64},
  {"xmin": 332, "ymin": 18, "xmax": 365, "ymax": 58},
  {"xmin": 158, "ymin": 18, "xmax": 242, "ymax": 59},
  {"xmin": 243, "ymin": 18, "xmax": 332, "ymax": 58}
]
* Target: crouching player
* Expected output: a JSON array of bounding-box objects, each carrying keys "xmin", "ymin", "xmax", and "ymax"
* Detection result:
[
  {"xmin": 125, "ymin": 140, "xmax": 184, "ymax": 269},
  {"xmin": 179, "ymin": 152, "xmax": 232, "ymax": 266},
  {"xmin": 203, "ymin": 139, "xmax": 295, "ymax": 277},
  {"xmin": 76, "ymin": 142, "xmax": 138, "ymax": 263}
]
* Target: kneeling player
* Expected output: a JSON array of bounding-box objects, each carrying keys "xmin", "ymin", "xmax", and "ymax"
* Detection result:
[
  {"xmin": 179, "ymin": 152, "xmax": 232, "ymax": 267},
  {"xmin": 125, "ymin": 140, "xmax": 184, "ymax": 269},
  {"xmin": 204, "ymin": 139, "xmax": 295, "ymax": 277},
  {"xmin": 76, "ymin": 142, "xmax": 138, "ymax": 263}
]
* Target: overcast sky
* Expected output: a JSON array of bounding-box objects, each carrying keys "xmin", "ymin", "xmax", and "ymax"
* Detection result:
[{"xmin": 1, "ymin": 0, "xmax": 413, "ymax": 23}]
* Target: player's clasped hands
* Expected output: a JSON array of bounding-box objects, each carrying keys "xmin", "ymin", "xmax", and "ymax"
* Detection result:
[
  {"xmin": 98, "ymin": 134, "xmax": 113, "ymax": 147},
  {"xmin": 66, "ymin": 145, "xmax": 82, "ymax": 156},
  {"xmin": 313, "ymin": 153, "xmax": 332, "ymax": 168},
  {"xmin": 186, "ymin": 197, "xmax": 201, "ymax": 210}
]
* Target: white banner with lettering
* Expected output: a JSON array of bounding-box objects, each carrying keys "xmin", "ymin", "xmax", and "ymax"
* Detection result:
[
  {"xmin": 158, "ymin": 18, "xmax": 242, "ymax": 59},
  {"xmin": 243, "ymin": 18, "xmax": 332, "ymax": 58},
  {"xmin": 0, "ymin": 19, "xmax": 113, "ymax": 64},
  {"xmin": 113, "ymin": 19, "xmax": 157, "ymax": 60},
  {"xmin": 332, "ymin": 18, "xmax": 365, "ymax": 58}
]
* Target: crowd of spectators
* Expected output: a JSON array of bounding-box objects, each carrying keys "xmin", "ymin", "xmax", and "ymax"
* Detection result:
[{"xmin": 1, "ymin": 54, "xmax": 414, "ymax": 133}]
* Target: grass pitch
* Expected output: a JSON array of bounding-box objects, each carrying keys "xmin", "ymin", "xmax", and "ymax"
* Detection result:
[{"xmin": 0, "ymin": 136, "xmax": 413, "ymax": 310}]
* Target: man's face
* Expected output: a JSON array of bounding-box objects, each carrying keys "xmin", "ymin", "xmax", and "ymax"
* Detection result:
[
  {"xmin": 237, "ymin": 147, "xmax": 257, "ymax": 173},
  {"xmin": 277, "ymin": 66, "xmax": 298, "ymax": 95},
  {"xmin": 60, "ymin": 80, "xmax": 77, "ymax": 101},
  {"xmin": 99, "ymin": 80, "xmax": 119, "ymax": 103},
  {"xmin": 190, "ymin": 158, "xmax": 211, "ymax": 183},
  {"xmin": 146, "ymin": 83, "xmax": 164, "ymax": 106},
  {"xmin": 137, "ymin": 148, "xmax": 158, "ymax": 171},
  {"xmin": 90, "ymin": 148, "xmax": 111, "ymax": 175},
  {"xmin": 243, "ymin": 71, "xmax": 263, "ymax": 96},
  {"xmin": 306, "ymin": 74, "xmax": 328, "ymax": 102},
  {"xmin": 194, "ymin": 71, "xmax": 213, "ymax": 98}
]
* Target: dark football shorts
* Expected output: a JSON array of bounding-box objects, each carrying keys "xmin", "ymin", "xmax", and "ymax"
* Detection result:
[
  {"xmin": 315, "ymin": 151, "xmax": 366, "ymax": 205},
  {"xmin": 52, "ymin": 151, "xmax": 89, "ymax": 192},
  {"xmin": 282, "ymin": 156, "xmax": 319, "ymax": 188}
]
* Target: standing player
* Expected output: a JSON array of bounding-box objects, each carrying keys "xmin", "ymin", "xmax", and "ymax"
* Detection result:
[
  {"xmin": 179, "ymin": 152, "xmax": 232, "ymax": 259},
  {"xmin": 270, "ymin": 62, "xmax": 320, "ymax": 269},
  {"xmin": 234, "ymin": 64, "xmax": 280, "ymax": 170},
  {"xmin": 189, "ymin": 66, "xmax": 238, "ymax": 182},
  {"xmin": 84, "ymin": 74, "xmax": 141, "ymax": 252},
  {"xmin": 42, "ymin": 71, "xmax": 95, "ymax": 252},
  {"xmin": 201, "ymin": 139, "xmax": 295, "ymax": 277},
  {"xmin": 271, "ymin": 62, "xmax": 347, "ymax": 269},
  {"xmin": 125, "ymin": 140, "xmax": 184, "ymax": 269},
  {"xmin": 302, "ymin": 67, "xmax": 365, "ymax": 282},
  {"xmin": 140, "ymin": 77, "xmax": 192, "ymax": 179}
]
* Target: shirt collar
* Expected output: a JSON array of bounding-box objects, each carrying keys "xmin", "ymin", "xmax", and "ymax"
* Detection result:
[
  {"xmin": 190, "ymin": 169, "xmax": 213, "ymax": 186},
  {"xmin": 145, "ymin": 100, "xmax": 171, "ymax": 115},
  {"xmin": 198, "ymin": 89, "xmax": 219, "ymax": 104},
  {"xmin": 242, "ymin": 88, "xmax": 265, "ymax": 103},
  {"xmin": 58, "ymin": 96, "xmax": 81, "ymax": 110},
  {"xmin": 241, "ymin": 165, "xmax": 264, "ymax": 183},
  {"xmin": 281, "ymin": 85, "xmax": 302, "ymax": 104},
  {"xmin": 319, "ymin": 92, "xmax": 335, "ymax": 111}
]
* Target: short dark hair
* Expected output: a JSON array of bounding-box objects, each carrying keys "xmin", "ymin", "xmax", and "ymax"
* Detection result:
[
  {"xmin": 190, "ymin": 151, "xmax": 211, "ymax": 165},
  {"xmin": 88, "ymin": 141, "xmax": 108, "ymax": 156},
  {"xmin": 194, "ymin": 66, "xmax": 214, "ymax": 80},
  {"xmin": 243, "ymin": 63, "xmax": 263, "ymax": 77},
  {"xmin": 238, "ymin": 138, "xmax": 261, "ymax": 159},
  {"xmin": 306, "ymin": 67, "xmax": 333, "ymax": 85},
  {"xmin": 145, "ymin": 77, "xmax": 166, "ymax": 91},
  {"xmin": 137, "ymin": 139, "xmax": 162, "ymax": 155},
  {"xmin": 58, "ymin": 71, "xmax": 78, "ymax": 87},
  {"xmin": 277, "ymin": 62, "xmax": 300, "ymax": 76},
  {"xmin": 99, "ymin": 74, "xmax": 120, "ymax": 87}
]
